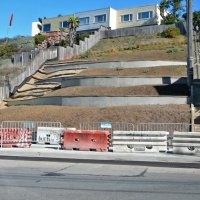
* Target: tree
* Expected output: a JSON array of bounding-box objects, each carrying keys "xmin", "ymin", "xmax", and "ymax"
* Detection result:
[
  {"xmin": 193, "ymin": 11, "xmax": 200, "ymax": 32},
  {"xmin": 37, "ymin": 18, "xmax": 43, "ymax": 32},
  {"xmin": 160, "ymin": 0, "xmax": 184, "ymax": 24},
  {"xmin": 68, "ymin": 16, "xmax": 80, "ymax": 47},
  {"xmin": 182, "ymin": 11, "xmax": 200, "ymax": 32}
]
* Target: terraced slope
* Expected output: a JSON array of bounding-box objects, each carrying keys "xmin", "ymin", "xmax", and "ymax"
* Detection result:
[{"xmin": 0, "ymin": 60, "xmax": 190, "ymax": 128}]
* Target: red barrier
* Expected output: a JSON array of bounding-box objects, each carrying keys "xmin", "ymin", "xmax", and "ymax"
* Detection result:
[
  {"xmin": 0, "ymin": 128, "xmax": 32, "ymax": 148},
  {"xmin": 63, "ymin": 130, "xmax": 110, "ymax": 152}
]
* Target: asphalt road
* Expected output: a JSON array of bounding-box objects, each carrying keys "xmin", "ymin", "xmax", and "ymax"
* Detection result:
[{"xmin": 0, "ymin": 160, "xmax": 200, "ymax": 200}]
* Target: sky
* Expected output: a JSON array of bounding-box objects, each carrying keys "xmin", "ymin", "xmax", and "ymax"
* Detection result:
[{"xmin": 0, "ymin": 0, "xmax": 200, "ymax": 38}]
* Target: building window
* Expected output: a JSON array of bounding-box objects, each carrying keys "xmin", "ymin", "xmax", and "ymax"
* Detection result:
[
  {"xmin": 59, "ymin": 21, "xmax": 68, "ymax": 28},
  {"xmin": 121, "ymin": 14, "xmax": 133, "ymax": 22},
  {"xmin": 79, "ymin": 17, "xmax": 90, "ymax": 25},
  {"xmin": 138, "ymin": 11, "xmax": 153, "ymax": 20},
  {"xmin": 95, "ymin": 14, "xmax": 106, "ymax": 23},
  {"xmin": 43, "ymin": 24, "xmax": 51, "ymax": 32}
]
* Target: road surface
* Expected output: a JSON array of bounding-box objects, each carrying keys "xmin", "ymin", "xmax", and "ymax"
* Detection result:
[{"xmin": 0, "ymin": 160, "xmax": 200, "ymax": 200}]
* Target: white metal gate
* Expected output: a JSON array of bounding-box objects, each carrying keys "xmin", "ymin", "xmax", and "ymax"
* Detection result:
[{"xmin": 1, "ymin": 121, "xmax": 63, "ymax": 143}]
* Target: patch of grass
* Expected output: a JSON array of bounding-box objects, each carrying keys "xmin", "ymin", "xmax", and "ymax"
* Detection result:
[
  {"xmin": 80, "ymin": 50, "xmax": 93, "ymax": 58},
  {"xmin": 166, "ymin": 46, "xmax": 182, "ymax": 54},
  {"xmin": 115, "ymin": 66, "xmax": 124, "ymax": 71},
  {"xmin": 0, "ymin": 67, "xmax": 23, "ymax": 77}
]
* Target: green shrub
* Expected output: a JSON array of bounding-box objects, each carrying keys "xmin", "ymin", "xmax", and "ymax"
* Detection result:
[
  {"xmin": 115, "ymin": 66, "xmax": 124, "ymax": 71},
  {"xmin": 80, "ymin": 50, "xmax": 92, "ymax": 58},
  {"xmin": 0, "ymin": 45, "xmax": 18, "ymax": 58},
  {"xmin": 34, "ymin": 34, "xmax": 48, "ymax": 45},
  {"xmin": 166, "ymin": 47, "xmax": 179, "ymax": 53},
  {"xmin": 161, "ymin": 27, "xmax": 181, "ymax": 38},
  {"xmin": 78, "ymin": 32, "xmax": 90, "ymax": 41}
]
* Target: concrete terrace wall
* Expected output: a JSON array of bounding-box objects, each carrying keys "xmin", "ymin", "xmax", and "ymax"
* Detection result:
[
  {"xmin": 7, "ymin": 96, "xmax": 189, "ymax": 107},
  {"xmin": 61, "ymin": 76, "xmax": 187, "ymax": 88},
  {"xmin": 46, "ymin": 61, "xmax": 187, "ymax": 71},
  {"xmin": 37, "ymin": 76, "xmax": 187, "ymax": 86},
  {"xmin": 0, "ymin": 47, "xmax": 57, "ymax": 101}
]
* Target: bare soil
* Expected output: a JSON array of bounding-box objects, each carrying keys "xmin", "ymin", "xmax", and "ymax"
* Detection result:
[
  {"xmin": 0, "ymin": 105, "xmax": 190, "ymax": 128},
  {"xmin": 76, "ymin": 66, "xmax": 187, "ymax": 77},
  {"xmin": 86, "ymin": 49, "xmax": 187, "ymax": 62},
  {"xmin": 45, "ymin": 85, "xmax": 189, "ymax": 97},
  {"xmin": 0, "ymin": 35, "xmax": 188, "ymax": 126}
]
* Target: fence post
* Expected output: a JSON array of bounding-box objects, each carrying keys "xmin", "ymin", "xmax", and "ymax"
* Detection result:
[{"xmin": 1, "ymin": 124, "xmax": 2, "ymax": 148}]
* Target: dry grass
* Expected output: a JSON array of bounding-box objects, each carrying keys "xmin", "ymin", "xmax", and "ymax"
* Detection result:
[
  {"xmin": 45, "ymin": 85, "xmax": 189, "ymax": 97},
  {"xmin": 0, "ymin": 35, "xmax": 189, "ymax": 126},
  {"xmin": 86, "ymin": 50, "xmax": 187, "ymax": 62},
  {"xmin": 0, "ymin": 105, "xmax": 190, "ymax": 128},
  {"xmin": 77, "ymin": 66, "xmax": 187, "ymax": 77},
  {"xmin": 80, "ymin": 35, "xmax": 187, "ymax": 62}
]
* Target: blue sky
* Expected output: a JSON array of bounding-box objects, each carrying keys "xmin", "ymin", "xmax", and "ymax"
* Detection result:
[{"xmin": 0, "ymin": 0, "xmax": 200, "ymax": 38}]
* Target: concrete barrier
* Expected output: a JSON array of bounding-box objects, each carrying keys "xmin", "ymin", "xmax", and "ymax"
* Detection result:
[
  {"xmin": 172, "ymin": 132, "xmax": 200, "ymax": 154},
  {"xmin": 112, "ymin": 131, "xmax": 169, "ymax": 152}
]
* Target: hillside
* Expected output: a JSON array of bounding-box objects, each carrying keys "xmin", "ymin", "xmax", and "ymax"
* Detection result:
[
  {"xmin": 0, "ymin": 33, "xmax": 190, "ymax": 129},
  {"xmin": 0, "ymin": 36, "xmax": 34, "ymax": 50},
  {"xmin": 0, "ymin": 36, "xmax": 34, "ymax": 63},
  {"xmin": 80, "ymin": 35, "xmax": 187, "ymax": 62}
]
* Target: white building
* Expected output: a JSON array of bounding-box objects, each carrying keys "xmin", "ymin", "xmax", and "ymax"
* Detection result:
[
  {"xmin": 33, "ymin": 4, "xmax": 162, "ymax": 34},
  {"xmin": 31, "ymin": 22, "xmax": 41, "ymax": 36}
]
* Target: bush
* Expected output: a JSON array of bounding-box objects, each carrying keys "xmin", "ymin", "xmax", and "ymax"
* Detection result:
[
  {"xmin": 0, "ymin": 45, "xmax": 18, "ymax": 58},
  {"xmin": 166, "ymin": 47, "xmax": 179, "ymax": 53},
  {"xmin": 78, "ymin": 32, "xmax": 90, "ymax": 42},
  {"xmin": 161, "ymin": 27, "xmax": 181, "ymax": 38},
  {"xmin": 34, "ymin": 34, "xmax": 48, "ymax": 45}
]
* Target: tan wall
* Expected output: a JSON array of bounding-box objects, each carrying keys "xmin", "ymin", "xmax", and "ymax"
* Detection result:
[
  {"xmin": 116, "ymin": 5, "xmax": 158, "ymax": 29},
  {"xmin": 42, "ymin": 15, "xmax": 71, "ymax": 32},
  {"xmin": 40, "ymin": 4, "xmax": 160, "ymax": 32}
]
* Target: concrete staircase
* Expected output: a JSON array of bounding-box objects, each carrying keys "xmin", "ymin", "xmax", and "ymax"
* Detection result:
[{"xmin": 7, "ymin": 64, "xmax": 87, "ymax": 102}]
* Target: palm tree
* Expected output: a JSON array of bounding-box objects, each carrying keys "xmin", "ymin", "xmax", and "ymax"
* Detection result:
[{"xmin": 68, "ymin": 16, "xmax": 80, "ymax": 47}]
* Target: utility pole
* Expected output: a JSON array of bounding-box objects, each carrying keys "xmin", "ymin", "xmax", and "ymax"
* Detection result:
[{"xmin": 187, "ymin": 0, "xmax": 193, "ymax": 87}]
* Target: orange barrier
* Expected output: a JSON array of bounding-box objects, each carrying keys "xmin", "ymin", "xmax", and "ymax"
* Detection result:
[
  {"xmin": 0, "ymin": 128, "xmax": 32, "ymax": 148},
  {"xmin": 63, "ymin": 130, "xmax": 110, "ymax": 152}
]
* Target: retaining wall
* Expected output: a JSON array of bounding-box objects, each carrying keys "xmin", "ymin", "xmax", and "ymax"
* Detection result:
[
  {"xmin": 46, "ymin": 61, "xmax": 187, "ymax": 71},
  {"xmin": 61, "ymin": 76, "xmax": 187, "ymax": 88},
  {"xmin": 7, "ymin": 96, "xmax": 189, "ymax": 107}
]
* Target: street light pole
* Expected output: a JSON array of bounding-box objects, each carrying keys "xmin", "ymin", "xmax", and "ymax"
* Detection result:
[{"xmin": 187, "ymin": 0, "xmax": 193, "ymax": 87}]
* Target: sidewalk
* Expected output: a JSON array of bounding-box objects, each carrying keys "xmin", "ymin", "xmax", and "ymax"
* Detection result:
[{"xmin": 0, "ymin": 145, "xmax": 200, "ymax": 168}]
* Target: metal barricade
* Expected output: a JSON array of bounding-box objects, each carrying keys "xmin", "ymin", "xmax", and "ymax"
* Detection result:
[
  {"xmin": 135, "ymin": 123, "xmax": 192, "ymax": 133},
  {"xmin": 1, "ymin": 121, "xmax": 63, "ymax": 145},
  {"xmin": 80, "ymin": 122, "xmax": 192, "ymax": 147}
]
